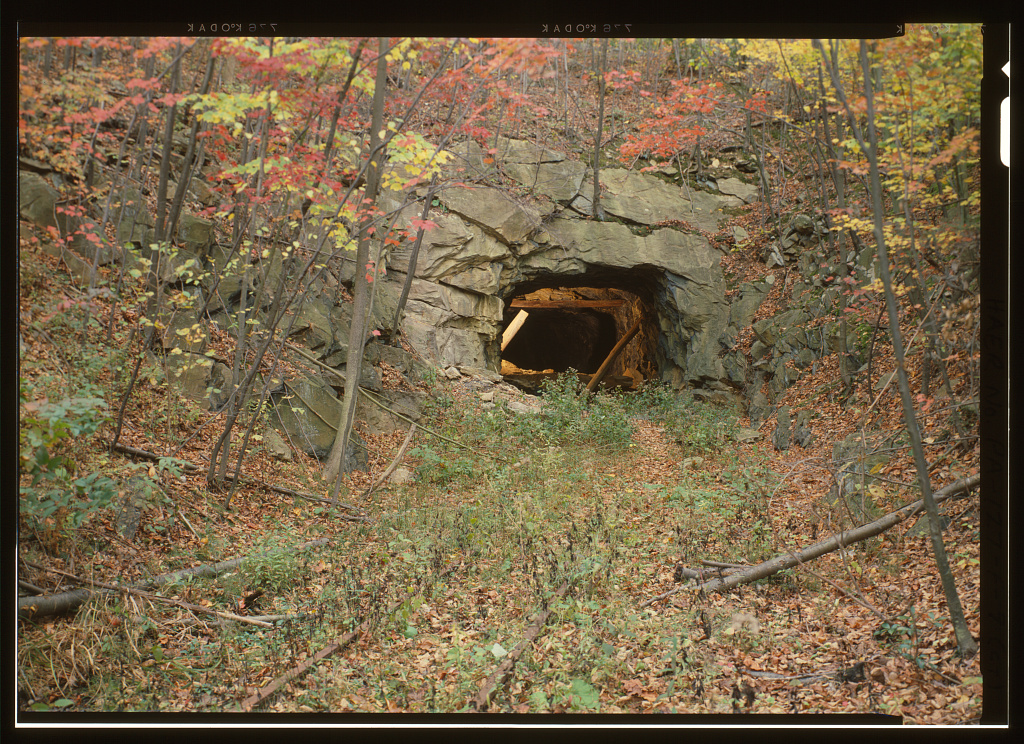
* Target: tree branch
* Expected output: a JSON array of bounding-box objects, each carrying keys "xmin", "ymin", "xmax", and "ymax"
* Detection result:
[
  {"xmin": 363, "ymin": 423, "xmax": 417, "ymax": 498},
  {"xmin": 641, "ymin": 474, "xmax": 979, "ymax": 606},
  {"xmin": 469, "ymin": 581, "xmax": 570, "ymax": 711}
]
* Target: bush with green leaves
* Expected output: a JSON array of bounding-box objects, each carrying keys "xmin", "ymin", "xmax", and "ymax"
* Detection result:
[
  {"xmin": 409, "ymin": 442, "xmax": 477, "ymax": 486},
  {"xmin": 539, "ymin": 371, "xmax": 633, "ymax": 447},
  {"xmin": 19, "ymin": 381, "xmax": 119, "ymax": 528},
  {"xmin": 620, "ymin": 380, "xmax": 678, "ymax": 418},
  {"xmin": 236, "ymin": 538, "xmax": 307, "ymax": 595}
]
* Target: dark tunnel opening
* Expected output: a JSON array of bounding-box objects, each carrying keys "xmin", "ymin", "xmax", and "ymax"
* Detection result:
[
  {"xmin": 502, "ymin": 308, "xmax": 618, "ymax": 374},
  {"xmin": 499, "ymin": 283, "xmax": 659, "ymax": 393}
]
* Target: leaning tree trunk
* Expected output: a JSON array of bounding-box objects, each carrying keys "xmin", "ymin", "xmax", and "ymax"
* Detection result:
[
  {"xmin": 819, "ymin": 44, "xmax": 853, "ymax": 395},
  {"xmin": 854, "ymin": 39, "xmax": 978, "ymax": 657},
  {"xmin": 392, "ymin": 175, "xmax": 438, "ymax": 336}
]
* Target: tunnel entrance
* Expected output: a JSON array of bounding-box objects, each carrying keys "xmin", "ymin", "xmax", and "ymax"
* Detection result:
[
  {"xmin": 499, "ymin": 284, "xmax": 658, "ymax": 394},
  {"xmin": 502, "ymin": 306, "xmax": 618, "ymax": 373}
]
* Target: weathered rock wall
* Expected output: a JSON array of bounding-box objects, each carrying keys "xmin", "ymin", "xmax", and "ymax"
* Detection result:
[
  {"xmin": 377, "ymin": 136, "xmax": 756, "ymax": 388},
  {"xmin": 22, "ymin": 138, "xmax": 854, "ymax": 463}
]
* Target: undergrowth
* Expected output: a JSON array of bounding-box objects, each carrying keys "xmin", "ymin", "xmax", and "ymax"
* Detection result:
[
  {"xmin": 17, "ymin": 363, "xmax": 980, "ymax": 718},
  {"xmin": 19, "ymin": 366, "xmax": 776, "ymax": 713}
]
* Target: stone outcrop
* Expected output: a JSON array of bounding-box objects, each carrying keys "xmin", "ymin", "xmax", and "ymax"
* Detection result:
[
  {"xmin": 268, "ymin": 374, "xmax": 366, "ymax": 470},
  {"xmin": 766, "ymin": 213, "xmax": 830, "ymax": 267},
  {"xmin": 25, "ymin": 131, "xmax": 871, "ymax": 464},
  {"xmin": 164, "ymin": 352, "xmax": 232, "ymax": 411},
  {"xmin": 714, "ymin": 176, "xmax": 760, "ymax": 204},
  {"xmin": 494, "ymin": 137, "xmax": 587, "ymax": 203},
  {"xmin": 375, "ymin": 140, "xmax": 761, "ymax": 387},
  {"xmin": 19, "ymin": 173, "xmax": 60, "ymax": 229}
]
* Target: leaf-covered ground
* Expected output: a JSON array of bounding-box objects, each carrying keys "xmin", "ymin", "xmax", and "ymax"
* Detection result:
[{"xmin": 18, "ymin": 236, "xmax": 982, "ymax": 720}]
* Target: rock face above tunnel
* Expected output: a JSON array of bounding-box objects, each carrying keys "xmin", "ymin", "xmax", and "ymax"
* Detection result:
[{"xmin": 379, "ymin": 137, "xmax": 749, "ymax": 387}]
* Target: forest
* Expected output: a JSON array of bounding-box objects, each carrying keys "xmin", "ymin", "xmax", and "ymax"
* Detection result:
[{"xmin": 16, "ymin": 29, "xmax": 993, "ymax": 722}]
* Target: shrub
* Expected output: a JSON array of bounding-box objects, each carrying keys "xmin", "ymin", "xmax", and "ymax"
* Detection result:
[
  {"xmin": 409, "ymin": 442, "xmax": 476, "ymax": 486},
  {"xmin": 19, "ymin": 381, "xmax": 119, "ymax": 529},
  {"xmin": 539, "ymin": 371, "xmax": 633, "ymax": 447}
]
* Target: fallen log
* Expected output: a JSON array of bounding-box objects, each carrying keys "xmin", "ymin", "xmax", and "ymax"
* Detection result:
[
  {"xmin": 641, "ymin": 473, "xmax": 979, "ymax": 606},
  {"xmin": 18, "ymin": 538, "xmax": 331, "ymax": 620},
  {"xmin": 17, "ymin": 588, "xmax": 94, "ymax": 621},
  {"xmin": 109, "ymin": 442, "xmax": 200, "ymax": 470},
  {"xmin": 22, "ymin": 564, "xmax": 275, "ymax": 628},
  {"xmin": 145, "ymin": 537, "xmax": 330, "ymax": 588}
]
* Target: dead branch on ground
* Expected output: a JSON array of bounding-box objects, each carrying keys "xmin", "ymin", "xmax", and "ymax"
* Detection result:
[
  {"xmin": 642, "ymin": 473, "xmax": 979, "ymax": 607},
  {"xmin": 239, "ymin": 562, "xmax": 466, "ymax": 711},
  {"xmin": 469, "ymin": 581, "xmax": 571, "ymax": 711},
  {"xmin": 362, "ymin": 423, "xmax": 417, "ymax": 498},
  {"xmin": 18, "ymin": 538, "xmax": 330, "ymax": 620}
]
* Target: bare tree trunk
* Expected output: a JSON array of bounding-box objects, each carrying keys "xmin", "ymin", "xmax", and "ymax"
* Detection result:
[
  {"xmin": 153, "ymin": 44, "xmax": 182, "ymax": 244},
  {"xmin": 392, "ymin": 175, "xmax": 439, "ymax": 335},
  {"xmin": 821, "ymin": 44, "xmax": 853, "ymax": 394},
  {"xmin": 672, "ymin": 38, "xmax": 683, "ymax": 79},
  {"xmin": 591, "ymin": 39, "xmax": 608, "ymax": 221},
  {"xmin": 212, "ymin": 85, "xmax": 276, "ymax": 489},
  {"xmin": 165, "ymin": 50, "xmax": 216, "ymax": 243},
  {"xmin": 110, "ymin": 47, "xmax": 182, "ymax": 449},
  {"xmin": 323, "ymin": 38, "xmax": 390, "ymax": 498},
  {"xmin": 311, "ymin": 38, "xmax": 368, "ymax": 197},
  {"xmin": 853, "ymin": 40, "xmax": 977, "ymax": 657}
]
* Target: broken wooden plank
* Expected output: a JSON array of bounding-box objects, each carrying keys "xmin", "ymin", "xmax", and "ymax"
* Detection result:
[{"xmin": 501, "ymin": 310, "xmax": 530, "ymax": 351}]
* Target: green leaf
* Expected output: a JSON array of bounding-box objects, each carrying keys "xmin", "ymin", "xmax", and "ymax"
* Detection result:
[
  {"xmin": 529, "ymin": 690, "xmax": 549, "ymax": 711},
  {"xmin": 53, "ymin": 698, "xmax": 75, "ymax": 708},
  {"xmin": 568, "ymin": 678, "xmax": 599, "ymax": 709}
]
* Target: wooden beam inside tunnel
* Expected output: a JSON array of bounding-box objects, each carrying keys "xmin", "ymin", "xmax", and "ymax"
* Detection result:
[
  {"xmin": 508, "ymin": 299, "xmax": 625, "ymax": 309},
  {"xmin": 500, "ymin": 310, "xmax": 530, "ymax": 352},
  {"xmin": 586, "ymin": 318, "xmax": 642, "ymax": 393}
]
